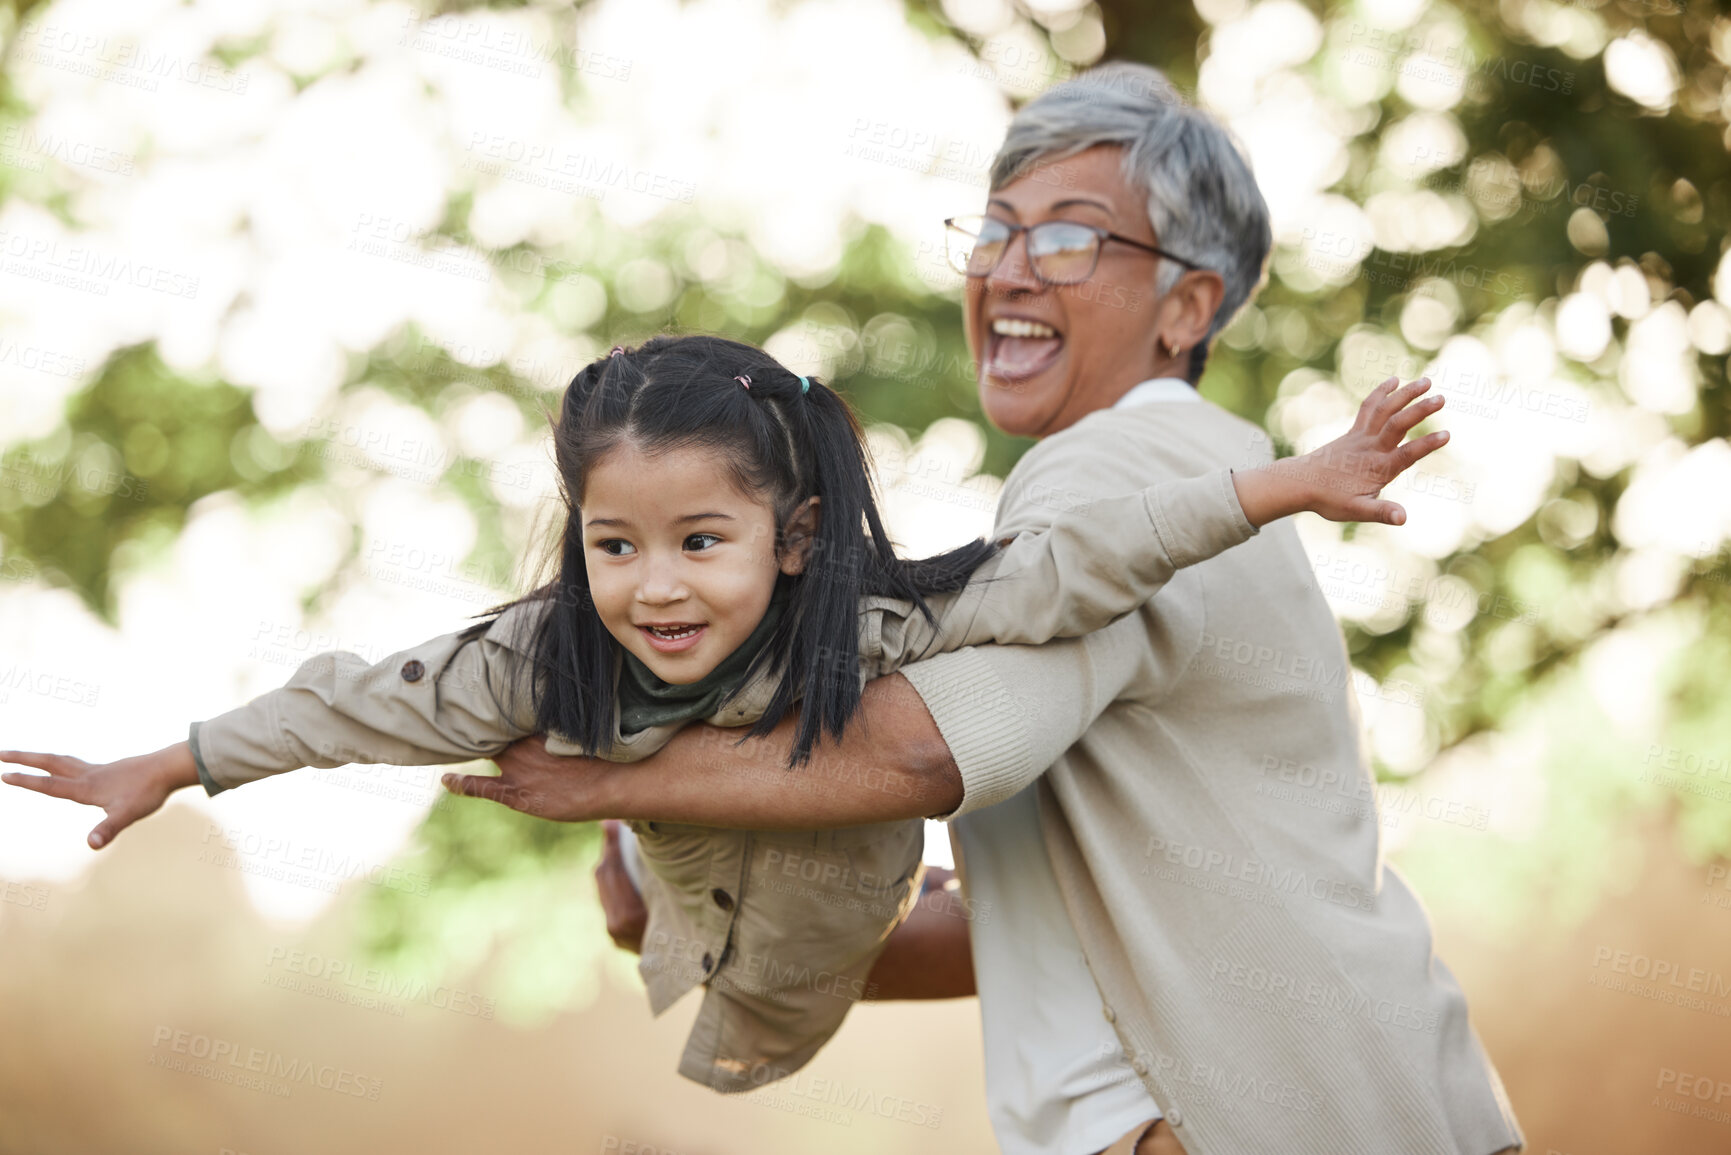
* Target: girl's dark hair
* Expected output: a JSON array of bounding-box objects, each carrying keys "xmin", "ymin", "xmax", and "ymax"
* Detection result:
[{"xmin": 463, "ymin": 334, "xmax": 1000, "ymax": 767}]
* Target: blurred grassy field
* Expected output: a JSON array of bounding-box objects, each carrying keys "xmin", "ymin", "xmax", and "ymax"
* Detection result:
[{"xmin": 4, "ymin": 797, "xmax": 1731, "ymax": 1153}]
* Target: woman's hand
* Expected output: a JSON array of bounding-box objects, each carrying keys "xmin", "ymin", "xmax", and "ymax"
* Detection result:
[
  {"xmin": 441, "ymin": 733, "xmax": 611, "ymax": 822},
  {"xmin": 863, "ymin": 865, "xmax": 976, "ymax": 1000},
  {"xmin": 1232, "ymin": 376, "xmax": 1450, "ymax": 528},
  {"xmin": 1, "ymin": 741, "xmax": 201, "ymax": 850},
  {"xmin": 594, "ymin": 819, "xmax": 648, "ymax": 954}
]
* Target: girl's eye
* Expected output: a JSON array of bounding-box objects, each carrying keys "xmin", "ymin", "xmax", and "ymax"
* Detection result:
[
  {"xmin": 685, "ymin": 533, "xmax": 723, "ymax": 551},
  {"xmin": 596, "ymin": 539, "xmax": 635, "ymax": 557}
]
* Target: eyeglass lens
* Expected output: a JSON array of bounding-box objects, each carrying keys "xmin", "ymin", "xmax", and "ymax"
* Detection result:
[{"xmin": 949, "ymin": 218, "xmax": 1100, "ymax": 284}]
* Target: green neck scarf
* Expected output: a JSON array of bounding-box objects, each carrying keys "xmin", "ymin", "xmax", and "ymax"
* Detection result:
[{"xmin": 616, "ymin": 582, "xmax": 791, "ymax": 736}]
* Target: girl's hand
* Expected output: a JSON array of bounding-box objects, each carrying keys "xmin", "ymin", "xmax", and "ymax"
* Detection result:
[
  {"xmin": 1233, "ymin": 377, "xmax": 1450, "ymax": 528},
  {"xmin": 0, "ymin": 741, "xmax": 200, "ymax": 850}
]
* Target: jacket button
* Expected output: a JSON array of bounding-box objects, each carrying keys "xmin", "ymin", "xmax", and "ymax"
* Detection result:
[
  {"xmin": 400, "ymin": 659, "xmax": 425, "ymax": 682},
  {"xmin": 701, "ymin": 951, "xmax": 715, "ymax": 972},
  {"xmin": 1167, "ymin": 1109, "xmax": 1183, "ymax": 1127},
  {"xmin": 1102, "ymin": 1004, "xmax": 1116, "ymax": 1023},
  {"xmin": 1131, "ymin": 1059, "xmax": 1147, "ymax": 1076},
  {"xmin": 711, "ymin": 888, "xmax": 735, "ymax": 911}
]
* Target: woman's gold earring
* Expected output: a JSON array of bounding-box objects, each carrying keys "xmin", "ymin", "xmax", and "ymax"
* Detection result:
[{"xmin": 1159, "ymin": 336, "xmax": 1182, "ymax": 360}]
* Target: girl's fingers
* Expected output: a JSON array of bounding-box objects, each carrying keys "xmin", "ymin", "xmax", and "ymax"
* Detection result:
[
  {"xmin": 1, "ymin": 770, "xmax": 84, "ymax": 801},
  {"xmin": 1395, "ymin": 429, "xmax": 1450, "ymax": 470},
  {"xmin": 0, "ymin": 750, "xmax": 86, "ymax": 777},
  {"xmin": 89, "ymin": 814, "xmax": 127, "ymax": 850},
  {"xmin": 1384, "ymin": 392, "xmax": 1445, "ymax": 443},
  {"xmin": 1344, "ymin": 496, "xmax": 1406, "ymax": 526},
  {"xmin": 1371, "ymin": 378, "xmax": 1432, "ymax": 434},
  {"xmin": 1353, "ymin": 378, "xmax": 1401, "ymax": 432}
]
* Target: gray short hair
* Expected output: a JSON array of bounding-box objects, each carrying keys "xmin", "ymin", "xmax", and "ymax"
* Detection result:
[{"xmin": 989, "ymin": 62, "xmax": 1272, "ymax": 381}]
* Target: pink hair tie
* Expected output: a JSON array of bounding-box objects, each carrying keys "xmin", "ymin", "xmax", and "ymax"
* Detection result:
[
  {"xmin": 734, "ymin": 373, "xmax": 752, "ymax": 390},
  {"xmin": 609, "ymin": 345, "xmax": 625, "ymax": 358}
]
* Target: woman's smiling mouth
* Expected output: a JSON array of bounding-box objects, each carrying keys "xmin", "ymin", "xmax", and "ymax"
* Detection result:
[{"xmin": 984, "ymin": 315, "xmax": 1065, "ymax": 381}]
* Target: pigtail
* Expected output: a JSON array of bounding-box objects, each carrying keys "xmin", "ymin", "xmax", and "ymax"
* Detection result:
[
  {"xmin": 792, "ymin": 376, "xmax": 999, "ymax": 608},
  {"xmin": 739, "ymin": 377, "xmax": 876, "ymax": 765},
  {"xmin": 737, "ymin": 371, "xmax": 1001, "ymax": 767}
]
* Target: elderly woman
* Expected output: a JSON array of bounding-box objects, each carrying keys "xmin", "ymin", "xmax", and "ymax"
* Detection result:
[{"xmin": 461, "ymin": 62, "xmax": 1525, "ymax": 1155}]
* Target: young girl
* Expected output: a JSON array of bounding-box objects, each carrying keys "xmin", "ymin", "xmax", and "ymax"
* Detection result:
[{"xmin": 1, "ymin": 335, "xmax": 1445, "ymax": 1094}]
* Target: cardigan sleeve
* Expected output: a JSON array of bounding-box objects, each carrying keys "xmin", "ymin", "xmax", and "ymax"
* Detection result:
[
  {"xmin": 188, "ymin": 600, "xmax": 548, "ymax": 795},
  {"xmin": 865, "ymin": 467, "xmax": 1256, "ymax": 677},
  {"xmin": 897, "ymin": 614, "xmax": 1154, "ymax": 819},
  {"xmin": 891, "ymin": 418, "xmax": 1242, "ymax": 819}
]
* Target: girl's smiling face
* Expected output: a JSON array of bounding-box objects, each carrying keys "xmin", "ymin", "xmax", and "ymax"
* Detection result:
[{"xmin": 582, "ymin": 441, "xmax": 815, "ymax": 684}]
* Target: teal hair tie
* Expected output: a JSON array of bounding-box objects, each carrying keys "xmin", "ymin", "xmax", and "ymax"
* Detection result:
[{"xmin": 798, "ymin": 375, "xmax": 810, "ymax": 394}]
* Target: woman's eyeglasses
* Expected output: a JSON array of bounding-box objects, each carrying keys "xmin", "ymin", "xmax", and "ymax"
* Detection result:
[{"xmin": 943, "ymin": 214, "xmax": 1202, "ymax": 285}]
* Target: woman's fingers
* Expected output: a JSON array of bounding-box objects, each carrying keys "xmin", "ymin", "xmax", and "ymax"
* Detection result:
[
  {"xmin": 441, "ymin": 770, "xmax": 537, "ymax": 813},
  {"xmin": 596, "ymin": 819, "xmax": 622, "ymax": 878},
  {"xmin": 442, "ymin": 770, "xmax": 502, "ymax": 800},
  {"xmin": 593, "ymin": 819, "xmax": 647, "ymax": 952}
]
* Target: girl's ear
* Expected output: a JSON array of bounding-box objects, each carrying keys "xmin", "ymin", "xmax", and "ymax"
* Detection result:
[{"xmin": 778, "ymin": 496, "xmax": 822, "ymax": 575}]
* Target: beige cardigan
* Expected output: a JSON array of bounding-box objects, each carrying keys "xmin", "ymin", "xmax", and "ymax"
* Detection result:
[
  {"xmin": 187, "ymin": 469, "xmax": 1260, "ymax": 1093},
  {"xmin": 898, "ymin": 397, "xmax": 1525, "ymax": 1155}
]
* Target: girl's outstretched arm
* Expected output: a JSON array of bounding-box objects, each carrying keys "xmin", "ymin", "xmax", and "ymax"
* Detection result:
[
  {"xmin": 184, "ymin": 610, "xmax": 540, "ymax": 798},
  {"xmin": 874, "ymin": 376, "xmax": 1447, "ymax": 669},
  {"xmin": 3, "ymin": 599, "xmax": 548, "ymax": 849}
]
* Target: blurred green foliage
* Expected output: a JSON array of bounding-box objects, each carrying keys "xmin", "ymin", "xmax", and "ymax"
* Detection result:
[
  {"xmin": 0, "ymin": 346, "xmax": 315, "ymax": 612},
  {"xmin": 361, "ymin": 783, "xmax": 606, "ymax": 1026}
]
